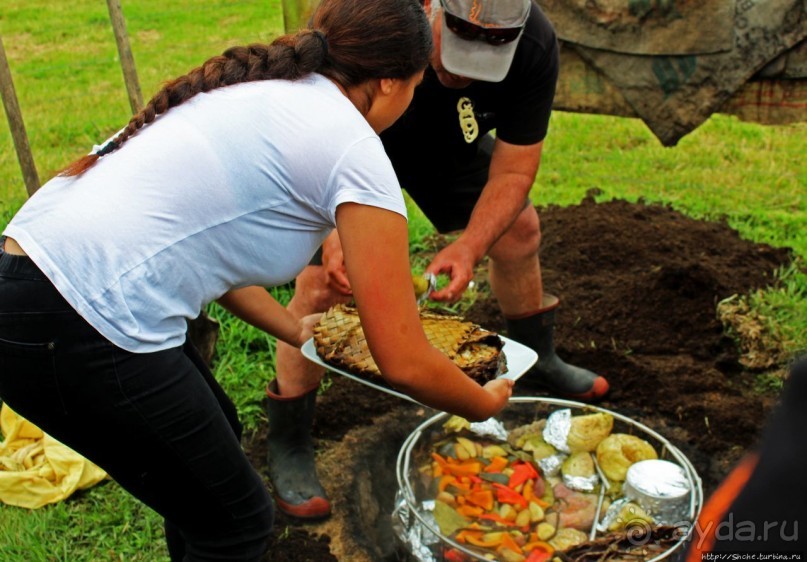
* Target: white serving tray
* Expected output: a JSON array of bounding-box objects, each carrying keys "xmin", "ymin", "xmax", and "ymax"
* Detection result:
[{"xmin": 300, "ymin": 336, "xmax": 537, "ymax": 405}]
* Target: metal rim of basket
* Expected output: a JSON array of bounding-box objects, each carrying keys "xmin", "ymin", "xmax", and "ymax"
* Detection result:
[{"xmin": 395, "ymin": 396, "xmax": 704, "ymax": 562}]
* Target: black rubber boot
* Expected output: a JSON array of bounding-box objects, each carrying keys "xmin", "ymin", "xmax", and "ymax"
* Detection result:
[
  {"xmin": 506, "ymin": 294, "xmax": 609, "ymax": 402},
  {"xmin": 265, "ymin": 380, "xmax": 331, "ymax": 519}
]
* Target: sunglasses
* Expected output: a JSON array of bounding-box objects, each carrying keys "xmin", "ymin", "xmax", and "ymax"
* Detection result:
[{"xmin": 440, "ymin": 0, "xmax": 526, "ymax": 45}]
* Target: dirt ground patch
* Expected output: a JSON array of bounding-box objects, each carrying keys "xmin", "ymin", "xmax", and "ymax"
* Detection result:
[{"xmin": 244, "ymin": 197, "xmax": 795, "ymax": 561}]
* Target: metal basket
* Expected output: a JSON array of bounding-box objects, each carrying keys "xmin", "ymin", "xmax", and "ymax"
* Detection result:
[{"xmin": 393, "ymin": 397, "xmax": 703, "ymax": 562}]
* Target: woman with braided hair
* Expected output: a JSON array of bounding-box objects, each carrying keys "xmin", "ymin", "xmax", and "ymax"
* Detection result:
[{"xmin": 0, "ymin": 0, "xmax": 513, "ymax": 558}]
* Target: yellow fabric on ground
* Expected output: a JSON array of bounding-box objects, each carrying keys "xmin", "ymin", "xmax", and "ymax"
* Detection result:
[{"xmin": 0, "ymin": 403, "xmax": 107, "ymax": 509}]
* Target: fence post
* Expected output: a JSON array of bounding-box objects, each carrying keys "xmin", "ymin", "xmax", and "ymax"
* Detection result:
[
  {"xmin": 0, "ymin": 34, "xmax": 40, "ymax": 197},
  {"xmin": 106, "ymin": 0, "xmax": 143, "ymax": 114},
  {"xmin": 281, "ymin": 0, "xmax": 319, "ymax": 33}
]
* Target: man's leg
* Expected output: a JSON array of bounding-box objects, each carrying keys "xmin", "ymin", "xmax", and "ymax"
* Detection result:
[
  {"xmin": 488, "ymin": 204, "xmax": 609, "ymax": 401},
  {"xmin": 275, "ymin": 265, "xmax": 342, "ymax": 397},
  {"xmin": 487, "ymin": 202, "xmax": 543, "ymax": 315},
  {"xmin": 405, "ymin": 134, "xmax": 608, "ymax": 401},
  {"xmin": 269, "ymin": 264, "xmax": 350, "ymax": 519}
]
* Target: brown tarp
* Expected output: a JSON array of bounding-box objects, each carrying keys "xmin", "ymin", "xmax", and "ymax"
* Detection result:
[
  {"xmin": 756, "ymin": 37, "xmax": 807, "ymax": 78},
  {"xmin": 543, "ymin": 0, "xmax": 807, "ymax": 145},
  {"xmin": 540, "ymin": 0, "xmax": 735, "ymax": 55}
]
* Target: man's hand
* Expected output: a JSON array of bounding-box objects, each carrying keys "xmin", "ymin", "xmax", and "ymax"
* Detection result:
[
  {"xmin": 426, "ymin": 240, "xmax": 478, "ymax": 303},
  {"xmin": 423, "ymin": 138, "xmax": 544, "ymax": 304},
  {"xmin": 321, "ymin": 231, "xmax": 352, "ymax": 296}
]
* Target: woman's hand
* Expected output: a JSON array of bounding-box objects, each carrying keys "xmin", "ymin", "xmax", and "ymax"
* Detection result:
[
  {"xmin": 481, "ymin": 378, "xmax": 514, "ymax": 416},
  {"xmin": 296, "ymin": 313, "xmax": 323, "ymax": 348}
]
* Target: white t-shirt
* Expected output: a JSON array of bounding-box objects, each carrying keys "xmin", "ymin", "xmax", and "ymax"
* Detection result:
[{"xmin": 5, "ymin": 74, "xmax": 406, "ymax": 353}]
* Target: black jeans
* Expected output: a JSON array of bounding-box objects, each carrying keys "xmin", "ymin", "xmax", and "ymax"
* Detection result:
[{"xmin": 0, "ymin": 239, "xmax": 273, "ymax": 561}]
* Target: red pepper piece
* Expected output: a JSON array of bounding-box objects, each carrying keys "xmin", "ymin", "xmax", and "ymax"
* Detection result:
[
  {"xmin": 525, "ymin": 546, "xmax": 553, "ymax": 562},
  {"xmin": 443, "ymin": 548, "xmax": 469, "ymax": 562},
  {"xmin": 508, "ymin": 460, "xmax": 539, "ymax": 489},
  {"xmin": 492, "ymin": 483, "xmax": 529, "ymax": 509}
]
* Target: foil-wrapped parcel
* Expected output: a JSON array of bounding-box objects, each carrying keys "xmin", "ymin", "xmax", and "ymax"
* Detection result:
[{"xmin": 313, "ymin": 304, "xmax": 507, "ymax": 383}]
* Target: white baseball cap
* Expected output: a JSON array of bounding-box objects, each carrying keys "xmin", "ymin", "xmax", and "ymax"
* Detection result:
[{"xmin": 439, "ymin": 0, "xmax": 530, "ymax": 82}]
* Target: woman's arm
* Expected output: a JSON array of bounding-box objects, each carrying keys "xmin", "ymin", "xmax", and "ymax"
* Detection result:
[
  {"xmin": 335, "ymin": 202, "xmax": 513, "ymax": 421},
  {"xmin": 217, "ymin": 286, "xmax": 318, "ymax": 348}
]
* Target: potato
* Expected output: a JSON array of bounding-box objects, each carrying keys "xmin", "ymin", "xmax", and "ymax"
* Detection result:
[
  {"xmin": 549, "ymin": 528, "xmax": 588, "ymax": 550},
  {"xmin": 567, "ymin": 412, "xmax": 614, "ymax": 453},
  {"xmin": 596, "ymin": 433, "xmax": 657, "ymax": 482},
  {"xmin": 561, "ymin": 451, "xmax": 596, "ymax": 478},
  {"xmin": 607, "ymin": 501, "xmax": 654, "ymax": 532},
  {"xmin": 536, "ymin": 522, "xmax": 556, "ymax": 540},
  {"xmin": 521, "ymin": 435, "xmax": 558, "ymax": 461}
]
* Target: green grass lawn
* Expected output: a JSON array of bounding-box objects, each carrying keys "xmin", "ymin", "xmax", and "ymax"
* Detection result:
[{"xmin": 1, "ymin": 0, "xmax": 805, "ymax": 559}]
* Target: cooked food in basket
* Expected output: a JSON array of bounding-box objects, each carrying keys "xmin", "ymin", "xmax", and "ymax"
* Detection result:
[
  {"xmin": 418, "ymin": 411, "xmax": 683, "ymax": 562},
  {"xmin": 312, "ymin": 303, "xmax": 507, "ymax": 384}
]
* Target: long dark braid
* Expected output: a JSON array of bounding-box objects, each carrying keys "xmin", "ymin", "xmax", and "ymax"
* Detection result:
[{"xmin": 60, "ymin": 0, "xmax": 431, "ymax": 177}]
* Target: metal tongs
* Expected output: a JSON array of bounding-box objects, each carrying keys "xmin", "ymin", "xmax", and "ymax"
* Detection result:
[{"xmin": 413, "ymin": 272, "xmax": 437, "ymax": 306}]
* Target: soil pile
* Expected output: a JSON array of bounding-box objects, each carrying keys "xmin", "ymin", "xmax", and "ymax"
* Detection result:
[{"xmin": 245, "ymin": 197, "xmax": 794, "ymax": 561}]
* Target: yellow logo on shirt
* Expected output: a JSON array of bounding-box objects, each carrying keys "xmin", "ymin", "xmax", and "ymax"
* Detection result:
[{"xmin": 457, "ymin": 97, "xmax": 478, "ymax": 143}]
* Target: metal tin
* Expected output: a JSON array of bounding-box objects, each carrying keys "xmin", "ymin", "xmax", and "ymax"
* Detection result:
[{"xmin": 623, "ymin": 459, "xmax": 692, "ymax": 526}]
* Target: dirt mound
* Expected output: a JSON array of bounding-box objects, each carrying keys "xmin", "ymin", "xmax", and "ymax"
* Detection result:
[{"xmin": 244, "ymin": 197, "xmax": 794, "ymax": 561}]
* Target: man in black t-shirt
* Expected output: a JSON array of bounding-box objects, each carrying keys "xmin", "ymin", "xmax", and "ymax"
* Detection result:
[
  {"xmin": 377, "ymin": 0, "xmax": 607, "ymax": 400},
  {"xmin": 266, "ymin": 0, "xmax": 609, "ymax": 520}
]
